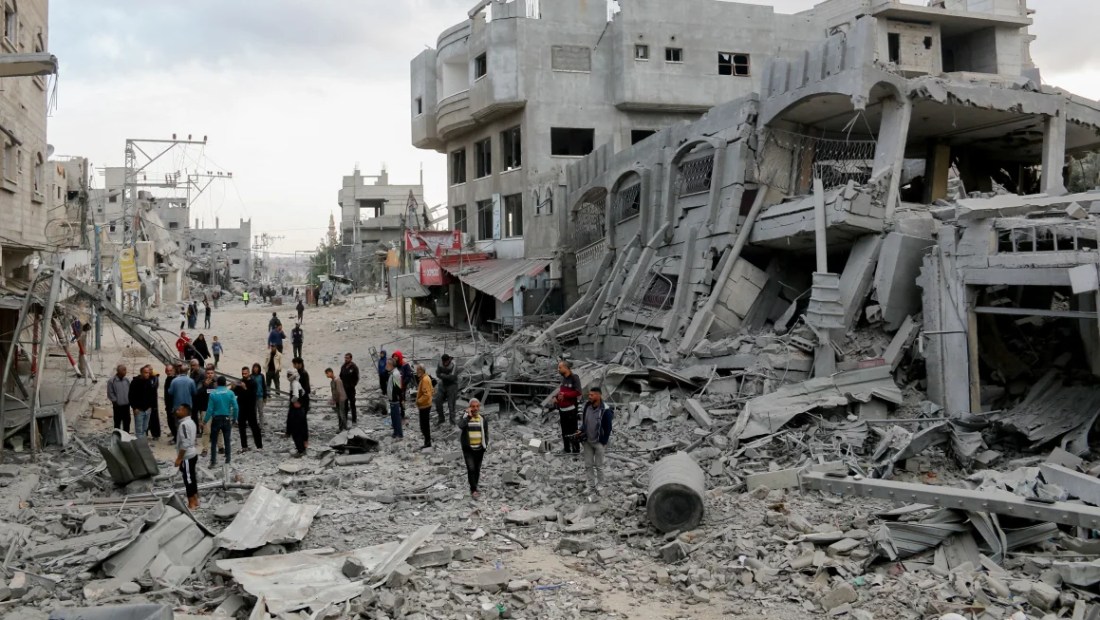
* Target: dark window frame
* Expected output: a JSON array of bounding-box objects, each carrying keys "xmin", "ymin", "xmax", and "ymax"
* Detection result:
[
  {"xmin": 501, "ymin": 126, "xmax": 522, "ymax": 171},
  {"xmin": 474, "ymin": 138, "xmax": 492, "ymax": 178},
  {"xmin": 476, "ymin": 198, "xmax": 494, "ymax": 241},
  {"xmin": 453, "ymin": 204, "xmax": 468, "ymax": 233},
  {"xmin": 550, "ymin": 127, "xmax": 595, "ymax": 157},
  {"xmin": 634, "ymin": 44, "xmax": 649, "ymax": 60},
  {"xmin": 450, "ymin": 149, "xmax": 467, "ymax": 185},
  {"xmin": 718, "ymin": 52, "xmax": 750, "ymax": 76},
  {"xmin": 665, "ymin": 47, "xmax": 683, "ymax": 63},
  {"xmin": 502, "ymin": 193, "xmax": 523, "ymax": 238},
  {"xmin": 473, "ymin": 53, "xmax": 488, "ymax": 79}
]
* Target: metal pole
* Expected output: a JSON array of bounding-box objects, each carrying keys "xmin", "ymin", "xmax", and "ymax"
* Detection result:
[
  {"xmin": 0, "ymin": 269, "xmax": 47, "ymax": 461},
  {"xmin": 93, "ymin": 224, "xmax": 102, "ymax": 351},
  {"xmin": 29, "ymin": 269, "xmax": 61, "ymax": 454},
  {"xmin": 399, "ymin": 215, "xmax": 407, "ymax": 328}
]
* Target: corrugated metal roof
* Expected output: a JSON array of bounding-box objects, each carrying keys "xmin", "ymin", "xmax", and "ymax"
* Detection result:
[
  {"xmin": 441, "ymin": 258, "xmax": 551, "ymax": 302},
  {"xmin": 214, "ymin": 485, "xmax": 320, "ymax": 551}
]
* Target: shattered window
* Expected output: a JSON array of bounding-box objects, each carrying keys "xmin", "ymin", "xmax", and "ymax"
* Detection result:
[
  {"xmin": 573, "ymin": 191, "xmax": 607, "ymax": 249},
  {"xmin": 718, "ymin": 52, "xmax": 750, "ymax": 76},
  {"xmin": 453, "ymin": 204, "xmax": 467, "ymax": 233}
]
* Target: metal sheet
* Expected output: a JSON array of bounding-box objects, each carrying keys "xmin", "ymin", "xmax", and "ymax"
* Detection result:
[
  {"xmin": 218, "ymin": 545, "xmax": 396, "ymax": 615},
  {"xmin": 441, "ymin": 258, "xmax": 551, "ymax": 302},
  {"xmin": 215, "ymin": 485, "xmax": 320, "ymax": 550},
  {"xmin": 802, "ymin": 471, "xmax": 1100, "ymax": 529}
]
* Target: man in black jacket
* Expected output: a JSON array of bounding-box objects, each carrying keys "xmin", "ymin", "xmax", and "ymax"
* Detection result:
[
  {"xmin": 127, "ymin": 365, "xmax": 158, "ymax": 439},
  {"xmin": 233, "ymin": 367, "xmax": 262, "ymax": 451},
  {"xmin": 291, "ymin": 323, "xmax": 304, "ymax": 359},
  {"xmin": 293, "ymin": 357, "xmax": 310, "ymax": 413},
  {"xmin": 434, "ymin": 354, "xmax": 459, "ymax": 426},
  {"xmin": 339, "ymin": 353, "xmax": 360, "ymax": 425}
]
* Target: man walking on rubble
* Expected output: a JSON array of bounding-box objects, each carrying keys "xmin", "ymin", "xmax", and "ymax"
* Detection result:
[
  {"xmin": 339, "ymin": 353, "xmax": 359, "ymax": 425},
  {"xmin": 459, "ymin": 398, "xmax": 489, "ymax": 499},
  {"xmin": 576, "ymin": 386, "xmax": 614, "ymax": 492},
  {"xmin": 175, "ymin": 404, "xmax": 200, "ymax": 509},
  {"xmin": 204, "ymin": 376, "xmax": 238, "ymax": 469},
  {"xmin": 434, "ymin": 353, "xmax": 459, "ymax": 427},
  {"xmin": 234, "ymin": 367, "xmax": 263, "ymax": 452},
  {"xmin": 291, "ymin": 322, "xmax": 304, "ymax": 359},
  {"xmin": 326, "ymin": 367, "xmax": 349, "ymax": 432},
  {"xmin": 552, "ymin": 361, "xmax": 583, "ymax": 454},
  {"xmin": 107, "ymin": 364, "xmax": 131, "ymax": 433}
]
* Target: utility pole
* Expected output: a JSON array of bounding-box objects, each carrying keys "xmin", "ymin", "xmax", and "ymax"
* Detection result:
[
  {"xmin": 93, "ymin": 224, "xmax": 102, "ymax": 351},
  {"xmin": 398, "ymin": 214, "xmax": 407, "ymax": 328}
]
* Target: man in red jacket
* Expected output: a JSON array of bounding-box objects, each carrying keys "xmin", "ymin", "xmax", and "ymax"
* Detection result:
[{"xmin": 554, "ymin": 360, "xmax": 582, "ymax": 454}]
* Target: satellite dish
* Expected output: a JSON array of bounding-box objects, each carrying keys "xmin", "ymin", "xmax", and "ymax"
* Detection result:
[{"xmin": 46, "ymin": 144, "xmax": 55, "ymax": 157}]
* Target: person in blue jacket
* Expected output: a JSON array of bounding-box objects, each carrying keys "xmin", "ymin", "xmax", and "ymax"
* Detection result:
[{"xmin": 576, "ymin": 386, "xmax": 614, "ymax": 492}]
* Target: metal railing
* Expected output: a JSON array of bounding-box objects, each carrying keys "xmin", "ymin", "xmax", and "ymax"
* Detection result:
[{"xmin": 756, "ymin": 129, "xmax": 877, "ymax": 196}]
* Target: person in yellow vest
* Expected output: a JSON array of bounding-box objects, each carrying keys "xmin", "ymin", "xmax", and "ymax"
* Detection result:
[
  {"xmin": 458, "ymin": 398, "xmax": 489, "ymax": 499},
  {"xmin": 242, "ymin": 290, "xmax": 250, "ymax": 307},
  {"xmin": 415, "ymin": 364, "xmax": 435, "ymax": 450}
]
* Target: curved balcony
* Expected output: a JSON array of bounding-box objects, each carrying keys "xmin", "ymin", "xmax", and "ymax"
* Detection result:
[{"xmin": 437, "ymin": 90, "xmax": 475, "ymax": 141}]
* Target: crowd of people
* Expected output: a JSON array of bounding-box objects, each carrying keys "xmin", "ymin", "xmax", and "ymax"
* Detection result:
[{"xmin": 105, "ymin": 295, "xmax": 616, "ymax": 511}]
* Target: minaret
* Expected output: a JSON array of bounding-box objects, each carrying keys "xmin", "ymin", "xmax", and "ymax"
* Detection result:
[{"xmin": 327, "ymin": 212, "xmax": 338, "ymax": 246}]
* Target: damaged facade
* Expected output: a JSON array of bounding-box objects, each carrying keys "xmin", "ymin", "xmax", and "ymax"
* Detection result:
[{"xmin": 533, "ymin": 0, "xmax": 1100, "ymax": 425}]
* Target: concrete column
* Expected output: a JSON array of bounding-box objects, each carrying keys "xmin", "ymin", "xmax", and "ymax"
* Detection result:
[
  {"xmin": 704, "ymin": 144, "xmax": 729, "ymax": 231},
  {"xmin": 870, "ymin": 96, "xmax": 912, "ymax": 221},
  {"xmin": 1041, "ymin": 108, "xmax": 1068, "ymax": 196},
  {"xmin": 924, "ymin": 142, "xmax": 951, "ymax": 204}
]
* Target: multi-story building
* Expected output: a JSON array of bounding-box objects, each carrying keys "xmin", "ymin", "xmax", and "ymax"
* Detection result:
[
  {"xmin": 412, "ymin": 0, "xmax": 1041, "ymax": 330},
  {"xmin": 336, "ymin": 166, "xmax": 425, "ymax": 288},
  {"xmin": 183, "ymin": 218, "xmax": 253, "ymax": 285},
  {"xmin": 0, "ymin": 0, "xmax": 56, "ymax": 285}
]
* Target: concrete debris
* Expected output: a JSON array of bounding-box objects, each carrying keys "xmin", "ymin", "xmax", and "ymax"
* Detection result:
[
  {"xmin": 97, "ymin": 431, "xmax": 158, "ymax": 486},
  {"xmin": 47, "ymin": 605, "xmax": 173, "ymax": 620}
]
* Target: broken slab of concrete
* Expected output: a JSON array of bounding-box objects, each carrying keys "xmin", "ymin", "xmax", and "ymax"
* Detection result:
[
  {"xmin": 745, "ymin": 461, "xmax": 847, "ymax": 492},
  {"xmin": 683, "ymin": 399, "xmax": 714, "ymax": 430},
  {"xmin": 802, "ymin": 472, "xmax": 1100, "ymax": 529},
  {"xmin": 955, "ymin": 191, "xmax": 1100, "ymax": 221},
  {"xmin": 1040, "ymin": 463, "xmax": 1100, "ymax": 506},
  {"xmin": 874, "ymin": 232, "xmax": 933, "ymax": 331}
]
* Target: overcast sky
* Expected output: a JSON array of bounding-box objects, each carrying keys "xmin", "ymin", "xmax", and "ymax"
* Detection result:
[{"xmin": 47, "ymin": 0, "xmax": 1100, "ymax": 255}]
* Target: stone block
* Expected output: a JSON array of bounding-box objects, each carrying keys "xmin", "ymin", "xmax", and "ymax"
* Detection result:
[
  {"xmin": 658, "ymin": 540, "xmax": 688, "ymax": 564},
  {"xmin": 745, "ymin": 461, "xmax": 846, "ymax": 491},
  {"xmin": 820, "ymin": 583, "xmax": 858, "ymax": 611},
  {"xmin": 408, "ymin": 545, "xmax": 453, "ymax": 568},
  {"xmin": 1028, "ymin": 581, "xmax": 1059, "ymax": 610},
  {"xmin": 385, "ymin": 563, "xmax": 415, "ymax": 588},
  {"xmin": 556, "ymin": 538, "xmax": 595, "ymax": 554},
  {"xmin": 827, "ymin": 538, "xmax": 861, "ymax": 556},
  {"xmin": 683, "ymin": 399, "xmax": 714, "ymax": 430},
  {"xmin": 342, "ymin": 557, "xmax": 366, "ymax": 579}
]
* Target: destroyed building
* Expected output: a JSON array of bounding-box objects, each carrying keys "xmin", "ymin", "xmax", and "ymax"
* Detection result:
[
  {"xmin": 336, "ymin": 166, "xmax": 426, "ymax": 290},
  {"xmin": 0, "ymin": 0, "xmax": 55, "ymax": 287}
]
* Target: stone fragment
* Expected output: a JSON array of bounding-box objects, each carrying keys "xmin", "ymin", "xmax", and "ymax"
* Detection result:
[
  {"xmin": 827, "ymin": 538, "xmax": 861, "ymax": 557},
  {"xmin": 564, "ymin": 517, "xmax": 596, "ymax": 533},
  {"xmin": 213, "ymin": 502, "xmax": 241, "ymax": 521},
  {"xmin": 342, "ymin": 557, "xmax": 366, "ymax": 579},
  {"xmin": 1028, "ymin": 581, "xmax": 1059, "ymax": 610},
  {"xmin": 658, "ymin": 540, "xmax": 688, "ymax": 564},
  {"xmin": 507, "ymin": 580, "xmax": 531, "ymax": 592},
  {"xmin": 385, "ymin": 563, "xmax": 415, "ymax": 588},
  {"xmin": 408, "ymin": 545, "xmax": 453, "ymax": 568},
  {"xmin": 504, "ymin": 509, "xmax": 551, "ymax": 525},
  {"xmin": 118, "ymin": 582, "xmax": 141, "ymax": 595},
  {"xmin": 820, "ymin": 583, "xmax": 858, "ymax": 611},
  {"xmin": 556, "ymin": 538, "xmax": 595, "ymax": 554},
  {"xmin": 81, "ymin": 515, "xmax": 115, "ymax": 533}
]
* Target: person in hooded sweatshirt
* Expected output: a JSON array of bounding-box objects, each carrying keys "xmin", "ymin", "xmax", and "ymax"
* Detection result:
[{"xmin": 377, "ymin": 349, "xmax": 389, "ymax": 396}]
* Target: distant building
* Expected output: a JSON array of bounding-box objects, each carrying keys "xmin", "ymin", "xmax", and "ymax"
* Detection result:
[
  {"xmin": 336, "ymin": 166, "xmax": 426, "ymax": 288},
  {"xmin": 0, "ymin": 0, "xmax": 54, "ymax": 285},
  {"xmin": 184, "ymin": 218, "xmax": 253, "ymax": 285}
]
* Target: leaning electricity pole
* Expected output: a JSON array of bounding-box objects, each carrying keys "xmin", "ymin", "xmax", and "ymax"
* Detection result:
[{"xmin": 121, "ymin": 136, "xmax": 208, "ymax": 246}]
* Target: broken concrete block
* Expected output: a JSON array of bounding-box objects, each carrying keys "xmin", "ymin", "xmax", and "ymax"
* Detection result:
[
  {"xmin": 556, "ymin": 538, "xmax": 595, "ymax": 554},
  {"xmin": 746, "ymin": 461, "xmax": 846, "ymax": 492},
  {"xmin": 526, "ymin": 438, "xmax": 548, "ymax": 453},
  {"xmin": 504, "ymin": 509, "xmax": 553, "ymax": 525},
  {"xmin": 1028, "ymin": 581, "xmax": 1059, "ymax": 610},
  {"xmin": 454, "ymin": 569, "xmax": 511, "ymax": 592},
  {"xmin": 820, "ymin": 583, "xmax": 858, "ymax": 611},
  {"xmin": 213, "ymin": 502, "xmax": 241, "ymax": 521},
  {"xmin": 342, "ymin": 557, "xmax": 366, "ymax": 579},
  {"xmin": 334, "ymin": 454, "xmax": 373, "ymax": 466},
  {"xmin": 596, "ymin": 548, "xmax": 621, "ymax": 564},
  {"xmin": 507, "ymin": 580, "xmax": 532, "ymax": 592},
  {"xmin": 1067, "ymin": 202, "xmax": 1088, "ymax": 220},
  {"xmin": 407, "ymin": 545, "xmax": 452, "ymax": 568},
  {"xmin": 385, "ymin": 563, "xmax": 415, "ymax": 588},
  {"xmin": 7, "ymin": 572, "xmax": 55, "ymax": 598},
  {"xmin": 827, "ymin": 538, "xmax": 861, "ymax": 557},
  {"xmin": 683, "ymin": 399, "xmax": 714, "ymax": 430},
  {"xmin": 874, "ymin": 232, "xmax": 933, "ymax": 331},
  {"xmin": 1047, "ymin": 447, "xmax": 1085, "ymax": 471},
  {"xmin": 564, "ymin": 517, "xmax": 596, "ymax": 534},
  {"xmin": 658, "ymin": 540, "xmax": 688, "ymax": 564}
]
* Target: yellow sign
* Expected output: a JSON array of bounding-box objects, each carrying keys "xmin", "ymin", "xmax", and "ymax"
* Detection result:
[
  {"xmin": 385, "ymin": 249, "xmax": 400, "ymax": 269},
  {"xmin": 119, "ymin": 248, "xmax": 140, "ymax": 293}
]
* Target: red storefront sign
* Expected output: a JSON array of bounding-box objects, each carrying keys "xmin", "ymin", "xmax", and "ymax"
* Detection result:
[
  {"xmin": 418, "ymin": 258, "xmax": 451, "ymax": 286},
  {"xmin": 405, "ymin": 230, "xmax": 462, "ymax": 256}
]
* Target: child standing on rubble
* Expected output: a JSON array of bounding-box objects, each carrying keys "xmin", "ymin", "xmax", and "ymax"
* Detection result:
[{"xmin": 174, "ymin": 404, "xmax": 199, "ymax": 509}]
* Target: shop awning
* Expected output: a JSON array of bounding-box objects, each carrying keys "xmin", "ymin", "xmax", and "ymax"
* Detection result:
[{"xmin": 441, "ymin": 258, "xmax": 551, "ymax": 302}]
